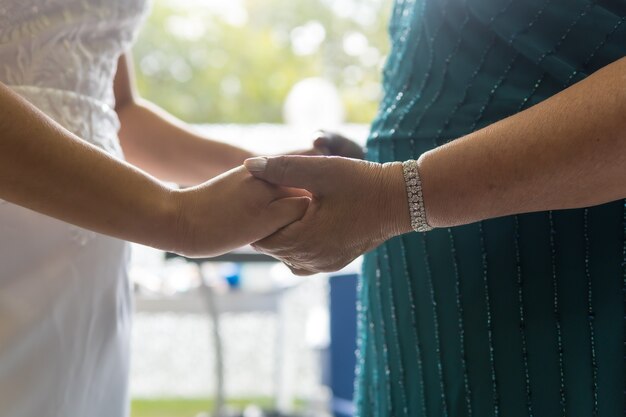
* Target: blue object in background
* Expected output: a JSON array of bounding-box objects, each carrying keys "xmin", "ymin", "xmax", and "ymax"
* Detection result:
[
  {"xmin": 329, "ymin": 273, "xmax": 358, "ymax": 417},
  {"xmin": 220, "ymin": 262, "xmax": 241, "ymax": 288}
]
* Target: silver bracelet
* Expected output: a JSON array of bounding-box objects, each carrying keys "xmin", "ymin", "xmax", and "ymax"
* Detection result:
[{"xmin": 402, "ymin": 159, "xmax": 434, "ymax": 232}]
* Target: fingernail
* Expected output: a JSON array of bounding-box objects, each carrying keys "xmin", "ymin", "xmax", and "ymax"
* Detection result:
[{"xmin": 245, "ymin": 157, "xmax": 268, "ymax": 172}]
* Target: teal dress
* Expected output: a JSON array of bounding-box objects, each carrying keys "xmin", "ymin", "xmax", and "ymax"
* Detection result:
[{"xmin": 357, "ymin": 1, "xmax": 626, "ymax": 416}]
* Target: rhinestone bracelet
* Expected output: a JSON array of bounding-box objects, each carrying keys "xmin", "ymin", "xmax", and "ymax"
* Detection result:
[{"xmin": 402, "ymin": 159, "xmax": 433, "ymax": 232}]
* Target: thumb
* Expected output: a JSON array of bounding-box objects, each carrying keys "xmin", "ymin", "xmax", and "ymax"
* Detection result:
[
  {"xmin": 244, "ymin": 155, "xmax": 332, "ymax": 193},
  {"xmin": 259, "ymin": 196, "xmax": 310, "ymax": 236}
]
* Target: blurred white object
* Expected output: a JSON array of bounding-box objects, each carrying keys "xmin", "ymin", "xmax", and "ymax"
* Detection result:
[
  {"xmin": 242, "ymin": 404, "xmax": 264, "ymax": 417},
  {"xmin": 290, "ymin": 21, "xmax": 326, "ymax": 56},
  {"xmin": 306, "ymin": 306, "xmax": 330, "ymax": 349},
  {"xmin": 342, "ymin": 31, "xmax": 369, "ymax": 56},
  {"xmin": 283, "ymin": 78, "xmax": 345, "ymax": 130}
]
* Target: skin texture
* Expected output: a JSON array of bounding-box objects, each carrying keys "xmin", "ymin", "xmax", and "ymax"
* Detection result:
[
  {"xmin": 418, "ymin": 56, "xmax": 626, "ymax": 228},
  {"xmin": 0, "ymin": 81, "xmax": 310, "ymax": 256},
  {"xmin": 0, "ymin": 50, "xmax": 363, "ymax": 257},
  {"xmin": 114, "ymin": 54, "xmax": 332, "ymax": 186},
  {"xmin": 172, "ymin": 167, "xmax": 312, "ymax": 257},
  {"xmin": 246, "ymin": 156, "xmax": 408, "ymax": 275},
  {"xmin": 246, "ymin": 56, "xmax": 626, "ymax": 275}
]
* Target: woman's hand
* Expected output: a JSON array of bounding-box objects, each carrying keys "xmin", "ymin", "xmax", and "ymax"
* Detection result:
[
  {"xmin": 0, "ymin": 81, "xmax": 308, "ymax": 258},
  {"xmin": 244, "ymin": 156, "xmax": 411, "ymax": 275},
  {"xmin": 312, "ymin": 130, "xmax": 365, "ymax": 159},
  {"xmin": 289, "ymin": 130, "xmax": 365, "ymax": 158},
  {"xmin": 173, "ymin": 166, "xmax": 310, "ymax": 258}
]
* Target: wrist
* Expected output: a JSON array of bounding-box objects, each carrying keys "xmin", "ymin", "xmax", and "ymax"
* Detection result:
[
  {"xmin": 190, "ymin": 143, "xmax": 254, "ymax": 183},
  {"xmin": 415, "ymin": 151, "xmax": 439, "ymax": 228},
  {"xmin": 163, "ymin": 187, "xmax": 195, "ymax": 255},
  {"xmin": 379, "ymin": 162, "xmax": 413, "ymax": 238}
]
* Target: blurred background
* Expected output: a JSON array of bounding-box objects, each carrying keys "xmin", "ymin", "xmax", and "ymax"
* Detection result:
[
  {"xmin": 133, "ymin": 0, "xmax": 390, "ymax": 125},
  {"xmin": 128, "ymin": 1, "xmax": 391, "ymax": 417}
]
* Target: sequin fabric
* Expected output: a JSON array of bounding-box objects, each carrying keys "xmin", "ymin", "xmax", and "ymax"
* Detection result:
[{"xmin": 357, "ymin": 1, "xmax": 626, "ymax": 416}]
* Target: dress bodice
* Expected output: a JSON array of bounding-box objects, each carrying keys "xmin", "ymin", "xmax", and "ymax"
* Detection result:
[
  {"xmin": 0, "ymin": 2, "xmax": 149, "ymax": 416},
  {"xmin": 0, "ymin": 0, "xmax": 149, "ymax": 153},
  {"xmin": 368, "ymin": 0, "xmax": 626, "ymax": 150},
  {"xmin": 358, "ymin": 1, "xmax": 626, "ymax": 417}
]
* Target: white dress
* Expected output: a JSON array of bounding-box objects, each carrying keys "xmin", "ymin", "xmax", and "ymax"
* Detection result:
[{"xmin": 0, "ymin": 1, "xmax": 149, "ymax": 416}]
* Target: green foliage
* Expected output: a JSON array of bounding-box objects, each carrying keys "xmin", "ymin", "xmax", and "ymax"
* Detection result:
[
  {"xmin": 132, "ymin": 0, "xmax": 391, "ymax": 123},
  {"xmin": 131, "ymin": 397, "xmax": 302, "ymax": 417},
  {"xmin": 131, "ymin": 398, "xmax": 216, "ymax": 417}
]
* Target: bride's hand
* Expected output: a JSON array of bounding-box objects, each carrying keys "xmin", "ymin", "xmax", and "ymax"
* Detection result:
[
  {"xmin": 172, "ymin": 166, "xmax": 310, "ymax": 258},
  {"xmin": 287, "ymin": 130, "xmax": 365, "ymax": 159},
  {"xmin": 312, "ymin": 130, "xmax": 365, "ymax": 159}
]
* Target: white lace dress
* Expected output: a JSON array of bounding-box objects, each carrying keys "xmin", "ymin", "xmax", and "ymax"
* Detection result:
[{"xmin": 0, "ymin": 1, "xmax": 149, "ymax": 416}]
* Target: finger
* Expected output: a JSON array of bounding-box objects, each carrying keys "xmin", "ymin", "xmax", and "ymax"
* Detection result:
[
  {"xmin": 257, "ymin": 197, "xmax": 310, "ymax": 238},
  {"xmin": 314, "ymin": 132, "xmax": 365, "ymax": 159},
  {"xmin": 252, "ymin": 246, "xmax": 311, "ymax": 276},
  {"xmin": 276, "ymin": 186, "xmax": 313, "ymax": 199},
  {"xmin": 247, "ymin": 172, "xmax": 311, "ymax": 200},
  {"xmin": 287, "ymin": 264, "xmax": 316, "ymax": 276},
  {"xmin": 278, "ymin": 257, "xmax": 316, "ymax": 276},
  {"xmin": 254, "ymin": 243, "xmax": 317, "ymax": 275},
  {"xmin": 287, "ymin": 147, "xmax": 328, "ymax": 156},
  {"xmin": 313, "ymin": 131, "xmax": 345, "ymax": 149},
  {"xmin": 244, "ymin": 155, "xmax": 335, "ymax": 193},
  {"xmin": 313, "ymin": 129, "xmax": 328, "ymax": 138},
  {"xmin": 252, "ymin": 228, "xmax": 292, "ymax": 255},
  {"xmin": 313, "ymin": 135, "xmax": 330, "ymax": 149},
  {"xmin": 311, "ymin": 145, "xmax": 331, "ymax": 156}
]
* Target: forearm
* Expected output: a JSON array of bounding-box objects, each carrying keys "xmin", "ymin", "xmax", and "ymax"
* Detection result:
[
  {"xmin": 117, "ymin": 99, "xmax": 253, "ymax": 185},
  {"xmin": 242, "ymin": 57, "xmax": 625, "ymax": 274},
  {"xmin": 0, "ymin": 82, "xmax": 179, "ymax": 250},
  {"xmin": 418, "ymin": 57, "xmax": 626, "ymax": 229}
]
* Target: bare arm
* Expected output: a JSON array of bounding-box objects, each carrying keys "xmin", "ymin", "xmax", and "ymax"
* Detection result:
[
  {"xmin": 114, "ymin": 54, "xmax": 253, "ymax": 185},
  {"xmin": 0, "ymin": 81, "xmax": 177, "ymax": 248},
  {"xmin": 0, "ymin": 81, "xmax": 308, "ymax": 256},
  {"xmin": 418, "ymin": 56, "xmax": 626, "ymax": 229},
  {"xmin": 242, "ymin": 56, "xmax": 626, "ymax": 274}
]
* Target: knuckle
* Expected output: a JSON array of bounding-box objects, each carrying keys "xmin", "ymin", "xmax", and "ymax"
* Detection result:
[
  {"xmin": 293, "ymin": 268, "xmax": 313, "ymax": 277},
  {"xmin": 325, "ymin": 258, "xmax": 351, "ymax": 273},
  {"xmin": 257, "ymin": 238, "xmax": 290, "ymax": 255},
  {"xmin": 321, "ymin": 156, "xmax": 344, "ymax": 175}
]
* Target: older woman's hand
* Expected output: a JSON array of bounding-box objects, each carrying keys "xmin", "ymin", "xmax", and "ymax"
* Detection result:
[{"xmin": 244, "ymin": 156, "xmax": 411, "ymax": 275}]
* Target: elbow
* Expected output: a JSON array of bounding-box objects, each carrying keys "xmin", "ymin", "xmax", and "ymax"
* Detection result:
[{"xmin": 114, "ymin": 94, "xmax": 137, "ymax": 114}]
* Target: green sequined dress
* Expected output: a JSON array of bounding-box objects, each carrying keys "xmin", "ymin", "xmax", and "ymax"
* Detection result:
[{"xmin": 357, "ymin": 1, "xmax": 626, "ymax": 416}]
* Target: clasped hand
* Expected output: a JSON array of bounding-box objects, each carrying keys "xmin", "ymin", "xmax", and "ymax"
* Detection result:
[
  {"xmin": 244, "ymin": 155, "xmax": 412, "ymax": 275},
  {"xmin": 171, "ymin": 131, "xmax": 372, "ymax": 259},
  {"xmin": 172, "ymin": 132, "xmax": 411, "ymax": 272},
  {"xmin": 172, "ymin": 165, "xmax": 310, "ymax": 257}
]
